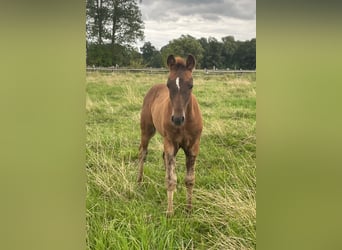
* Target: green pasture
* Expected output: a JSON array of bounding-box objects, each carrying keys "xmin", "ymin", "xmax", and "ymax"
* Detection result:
[{"xmin": 86, "ymin": 71, "xmax": 256, "ymax": 249}]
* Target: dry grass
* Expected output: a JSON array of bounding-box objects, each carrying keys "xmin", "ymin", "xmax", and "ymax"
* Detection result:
[{"xmin": 86, "ymin": 71, "xmax": 256, "ymax": 249}]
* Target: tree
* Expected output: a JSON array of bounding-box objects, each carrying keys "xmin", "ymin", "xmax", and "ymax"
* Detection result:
[
  {"xmin": 86, "ymin": 0, "xmax": 144, "ymax": 66},
  {"xmin": 197, "ymin": 37, "xmax": 209, "ymax": 68},
  {"xmin": 141, "ymin": 42, "xmax": 155, "ymax": 62},
  {"xmin": 108, "ymin": 0, "xmax": 144, "ymax": 46},
  {"xmin": 86, "ymin": 0, "xmax": 111, "ymax": 44},
  {"xmin": 86, "ymin": 44, "xmax": 114, "ymax": 66},
  {"xmin": 160, "ymin": 35, "xmax": 204, "ymax": 68},
  {"xmin": 86, "ymin": 43, "xmax": 144, "ymax": 67},
  {"xmin": 140, "ymin": 42, "xmax": 162, "ymax": 67},
  {"xmin": 243, "ymin": 38, "xmax": 256, "ymax": 69},
  {"xmin": 222, "ymin": 36, "xmax": 238, "ymax": 69},
  {"xmin": 206, "ymin": 37, "xmax": 224, "ymax": 69},
  {"xmin": 232, "ymin": 39, "xmax": 256, "ymax": 70}
]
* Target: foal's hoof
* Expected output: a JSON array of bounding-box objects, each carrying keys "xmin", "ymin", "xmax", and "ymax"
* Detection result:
[
  {"xmin": 166, "ymin": 210, "xmax": 174, "ymax": 217},
  {"xmin": 137, "ymin": 176, "xmax": 143, "ymax": 184}
]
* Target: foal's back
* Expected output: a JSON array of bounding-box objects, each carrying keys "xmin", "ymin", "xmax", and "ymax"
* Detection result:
[{"xmin": 140, "ymin": 84, "xmax": 169, "ymax": 137}]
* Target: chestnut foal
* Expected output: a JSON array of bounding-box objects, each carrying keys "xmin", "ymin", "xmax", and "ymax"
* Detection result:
[{"xmin": 138, "ymin": 55, "xmax": 203, "ymax": 215}]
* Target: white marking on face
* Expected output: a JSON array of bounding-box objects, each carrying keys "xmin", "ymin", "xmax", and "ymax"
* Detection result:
[{"xmin": 175, "ymin": 77, "xmax": 180, "ymax": 90}]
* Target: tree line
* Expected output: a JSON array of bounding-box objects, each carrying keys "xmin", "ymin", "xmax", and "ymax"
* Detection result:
[{"xmin": 86, "ymin": 0, "xmax": 256, "ymax": 70}]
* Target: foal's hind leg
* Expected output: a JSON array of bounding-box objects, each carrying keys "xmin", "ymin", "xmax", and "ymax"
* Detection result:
[{"xmin": 137, "ymin": 122, "xmax": 155, "ymax": 183}]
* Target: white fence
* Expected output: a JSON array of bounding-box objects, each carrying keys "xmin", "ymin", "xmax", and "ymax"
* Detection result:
[{"xmin": 86, "ymin": 67, "xmax": 256, "ymax": 75}]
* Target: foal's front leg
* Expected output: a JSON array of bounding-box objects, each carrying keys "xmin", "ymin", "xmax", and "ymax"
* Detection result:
[
  {"xmin": 185, "ymin": 143, "xmax": 199, "ymax": 212},
  {"xmin": 164, "ymin": 139, "xmax": 177, "ymax": 216},
  {"xmin": 185, "ymin": 154, "xmax": 196, "ymax": 212}
]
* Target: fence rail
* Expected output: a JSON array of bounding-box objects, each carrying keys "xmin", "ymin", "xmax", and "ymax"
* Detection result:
[{"xmin": 86, "ymin": 67, "xmax": 256, "ymax": 75}]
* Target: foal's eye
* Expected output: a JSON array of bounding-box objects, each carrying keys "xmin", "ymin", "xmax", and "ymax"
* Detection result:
[{"xmin": 189, "ymin": 85, "xmax": 193, "ymax": 89}]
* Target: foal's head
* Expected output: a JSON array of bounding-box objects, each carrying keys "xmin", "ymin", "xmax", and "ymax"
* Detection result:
[{"xmin": 166, "ymin": 54, "xmax": 196, "ymax": 126}]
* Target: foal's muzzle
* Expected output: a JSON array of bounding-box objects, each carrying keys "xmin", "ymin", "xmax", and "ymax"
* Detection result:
[{"xmin": 171, "ymin": 115, "xmax": 185, "ymax": 126}]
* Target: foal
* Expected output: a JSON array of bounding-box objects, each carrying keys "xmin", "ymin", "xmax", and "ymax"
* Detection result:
[{"xmin": 138, "ymin": 54, "xmax": 203, "ymax": 215}]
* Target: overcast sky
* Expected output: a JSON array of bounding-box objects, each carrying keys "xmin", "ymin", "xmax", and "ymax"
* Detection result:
[{"xmin": 138, "ymin": 0, "xmax": 256, "ymax": 49}]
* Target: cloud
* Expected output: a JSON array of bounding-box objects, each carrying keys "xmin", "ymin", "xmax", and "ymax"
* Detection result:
[
  {"xmin": 138, "ymin": 0, "xmax": 255, "ymax": 49},
  {"xmin": 141, "ymin": 0, "xmax": 255, "ymax": 21}
]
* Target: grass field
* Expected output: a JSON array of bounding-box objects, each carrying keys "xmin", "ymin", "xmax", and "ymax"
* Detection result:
[{"xmin": 86, "ymin": 71, "xmax": 256, "ymax": 249}]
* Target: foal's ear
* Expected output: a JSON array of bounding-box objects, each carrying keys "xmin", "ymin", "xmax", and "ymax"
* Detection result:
[
  {"xmin": 186, "ymin": 54, "xmax": 196, "ymax": 71},
  {"xmin": 167, "ymin": 55, "xmax": 176, "ymax": 68}
]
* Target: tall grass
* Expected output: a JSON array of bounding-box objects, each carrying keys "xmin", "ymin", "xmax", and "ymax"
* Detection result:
[{"xmin": 86, "ymin": 71, "xmax": 256, "ymax": 249}]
